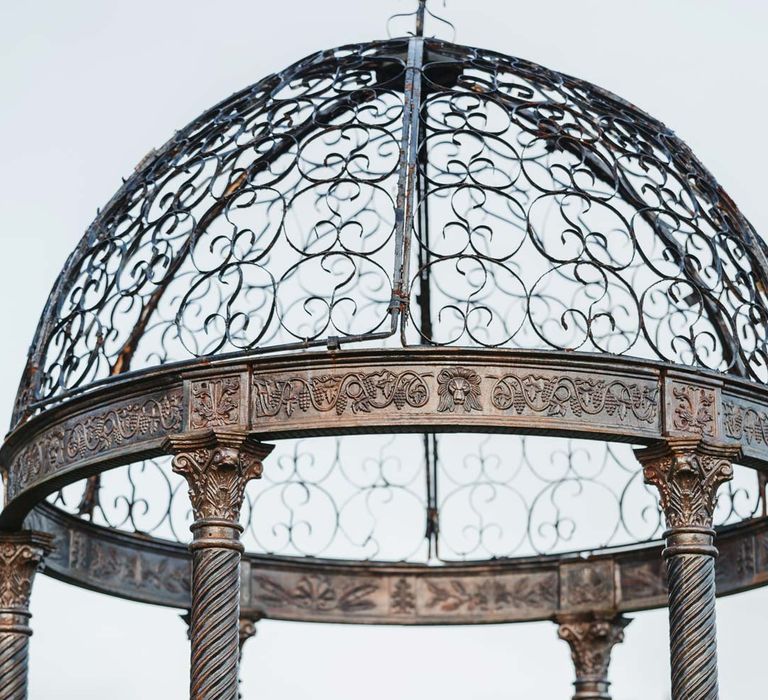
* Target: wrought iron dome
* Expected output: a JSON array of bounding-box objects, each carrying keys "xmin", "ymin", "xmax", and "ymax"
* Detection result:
[
  {"xmin": 12, "ymin": 37, "xmax": 768, "ymax": 424},
  {"xmin": 4, "ymin": 9, "xmax": 768, "ymax": 700}
]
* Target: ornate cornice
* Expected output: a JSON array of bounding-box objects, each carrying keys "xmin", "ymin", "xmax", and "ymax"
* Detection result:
[
  {"xmin": 0, "ymin": 532, "xmax": 54, "ymax": 612},
  {"xmin": 17, "ymin": 350, "xmax": 764, "ymax": 528},
  {"xmin": 635, "ymin": 438, "xmax": 741, "ymax": 530},
  {"xmin": 164, "ymin": 429, "xmax": 273, "ymax": 523}
]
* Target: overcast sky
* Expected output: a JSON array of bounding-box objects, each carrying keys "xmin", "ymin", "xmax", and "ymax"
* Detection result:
[{"xmin": 2, "ymin": 1, "xmax": 768, "ymax": 698}]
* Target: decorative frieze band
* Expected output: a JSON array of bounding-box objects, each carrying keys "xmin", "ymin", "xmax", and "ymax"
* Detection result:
[
  {"xmin": 8, "ymin": 388, "xmax": 183, "ymax": 500},
  {"xmin": 248, "ymin": 364, "xmax": 661, "ymax": 436},
  {"xmin": 10, "ymin": 352, "xmax": 768, "ymax": 516},
  {"xmin": 248, "ymin": 568, "xmax": 559, "ymax": 623},
  {"xmin": 722, "ymin": 396, "xmax": 768, "ymax": 465},
  {"xmin": 491, "ymin": 374, "xmax": 658, "ymax": 423},
  {"xmin": 252, "ymin": 370, "xmax": 430, "ymax": 418}
]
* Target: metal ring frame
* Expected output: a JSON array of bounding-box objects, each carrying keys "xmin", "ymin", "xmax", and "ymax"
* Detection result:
[{"xmin": 3, "ymin": 347, "xmax": 768, "ymax": 623}]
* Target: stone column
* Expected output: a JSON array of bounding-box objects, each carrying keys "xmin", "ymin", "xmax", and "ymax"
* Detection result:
[
  {"xmin": 634, "ymin": 437, "xmax": 740, "ymax": 700},
  {"xmin": 557, "ymin": 612, "xmax": 630, "ymax": 700},
  {"xmin": 165, "ymin": 429, "xmax": 272, "ymax": 700},
  {"xmin": 0, "ymin": 531, "xmax": 54, "ymax": 700}
]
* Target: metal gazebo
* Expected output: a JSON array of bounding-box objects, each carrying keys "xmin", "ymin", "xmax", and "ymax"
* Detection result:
[{"xmin": 2, "ymin": 4, "xmax": 768, "ymax": 699}]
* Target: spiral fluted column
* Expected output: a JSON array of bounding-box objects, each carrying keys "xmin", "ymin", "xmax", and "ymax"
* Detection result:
[
  {"xmin": 181, "ymin": 612, "xmax": 259, "ymax": 700},
  {"xmin": 165, "ymin": 429, "xmax": 272, "ymax": 700},
  {"xmin": 635, "ymin": 438, "xmax": 740, "ymax": 700},
  {"xmin": 0, "ymin": 531, "xmax": 53, "ymax": 700},
  {"xmin": 557, "ymin": 612, "xmax": 630, "ymax": 700}
]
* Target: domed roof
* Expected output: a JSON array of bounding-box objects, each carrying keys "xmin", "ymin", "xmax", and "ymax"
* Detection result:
[{"xmin": 14, "ymin": 37, "xmax": 768, "ymax": 425}]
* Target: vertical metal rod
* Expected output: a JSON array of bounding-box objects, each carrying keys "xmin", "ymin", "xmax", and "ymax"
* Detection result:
[
  {"xmin": 0, "ymin": 531, "xmax": 53, "ymax": 700},
  {"xmin": 423, "ymin": 432, "xmax": 440, "ymax": 559},
  {"xmin": 415, "ymin": 0, "xmax": 427, "ymax": 37},
  {"xmin": 393, "ymin": 36, "xmax": 425, "ymax": 344}
]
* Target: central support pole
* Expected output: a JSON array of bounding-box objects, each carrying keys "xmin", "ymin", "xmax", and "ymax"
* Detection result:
[
  {"xmin": 635, "ymin": 438, "xmax": 740, "ymax": 700},
  {"xmin": 166, "ymin": 429, "xmax": 272, "ymax": 700}
]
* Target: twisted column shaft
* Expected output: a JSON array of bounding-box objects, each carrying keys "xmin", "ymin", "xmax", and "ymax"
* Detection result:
[
  {"xmin": 666, "ymin": 544, "xmax": 718, "ymax": 699},
  {"xmin": 0, "ymin": 531, "xmax": 53, "ymax": 700},
  {"xmin": 635, "ymin": 438, "xmax": 739, "ymax": 700},
  {"xmin": 189, "ymin": 526, "xmax": 242, "ymax": 699},
  {"xmin": 0, "ymin": 628, "xmax": 29, "ymax": 700},
  {"xmin": 166, "ymin": 429, "xmax": 272, "ymax": 700}
]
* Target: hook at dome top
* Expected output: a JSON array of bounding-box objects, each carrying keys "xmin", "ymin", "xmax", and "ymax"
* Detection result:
[{"xmin": 386, "ymin": 0, "xmax": 456, "ymax": 41}]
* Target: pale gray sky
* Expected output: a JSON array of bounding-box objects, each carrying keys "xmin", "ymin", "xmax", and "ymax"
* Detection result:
[{"xmin": 2, "ymin": 1, "xmax": 767, "ymax": 698}]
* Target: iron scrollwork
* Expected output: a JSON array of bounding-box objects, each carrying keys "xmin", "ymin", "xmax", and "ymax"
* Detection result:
[{"xmin": 13, "ymin": 37, "xmax": 768, "ymax": 427}]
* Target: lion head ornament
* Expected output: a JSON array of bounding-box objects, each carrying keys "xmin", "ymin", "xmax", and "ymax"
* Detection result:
[{"xmin": 437, "ymin": 367, "xmax": 482, "ymax": 413}]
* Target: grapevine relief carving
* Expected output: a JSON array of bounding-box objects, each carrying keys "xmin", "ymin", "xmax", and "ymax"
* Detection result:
[
  {"xmin": 9, "ymin": 391, "xmax": 182, "ymax": 498},
  {"xmin": 491, "ymin": 374, "xmax": 658, "ymax": 424},
  {"xmin": 253, "ymin": 370, "xmax": 429, "ymax": 417},
  {"xmin": 723, "ymin": 401, "xmax": 768, "ymax": 446}
]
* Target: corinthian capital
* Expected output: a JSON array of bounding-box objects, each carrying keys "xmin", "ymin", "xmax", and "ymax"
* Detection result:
[
  {"xmin": 634, "ymin": 438, "xmax": 741, "ymax": 530},
  {"xmin": 164, "ymin": 429, "xmax": 273, "ymax": 523},
  {"xmin": 0, "ymin": 531, "xmax": 54, "ymax": 613},
  {"xmin": 557, "ymin": 612, "xmax": 630, "ymax": 699}
]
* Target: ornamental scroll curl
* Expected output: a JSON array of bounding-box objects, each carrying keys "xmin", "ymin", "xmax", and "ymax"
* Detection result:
[
  {"xmin": 14, "ymin": 40, "xmax": 409, "ymax": 422},
  {"xmin": 14, "ymin": 38, "xmax": 768, "ymax": 425}
]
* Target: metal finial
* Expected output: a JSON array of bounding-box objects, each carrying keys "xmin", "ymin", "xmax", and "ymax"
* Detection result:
[
  {"xmin": 415, "ymin": 0, "xmax": 426, "ymax": 37},
  {"xmin": 386, "ymin": 0, "xmax": 455, "ymax": 41}
]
